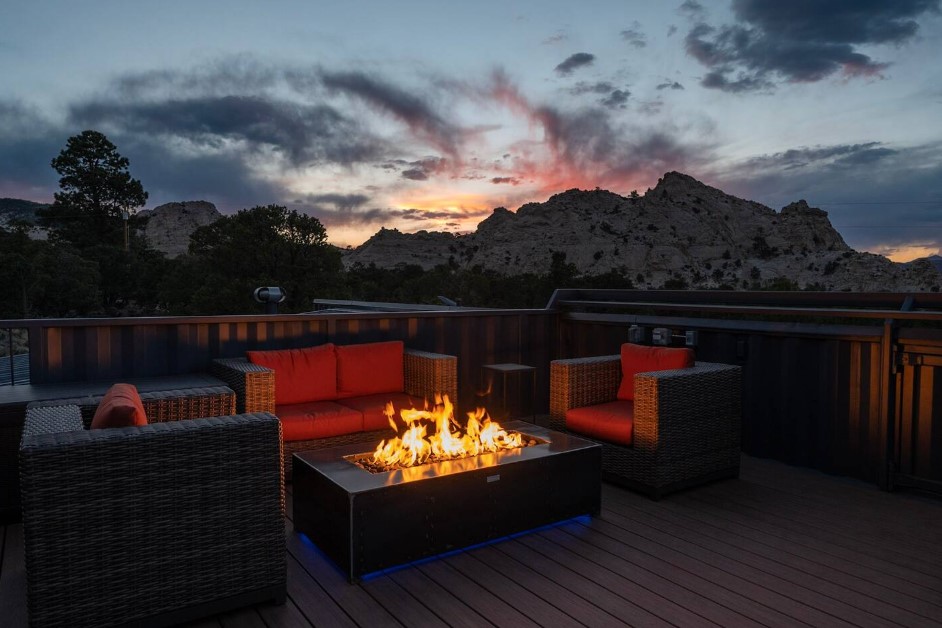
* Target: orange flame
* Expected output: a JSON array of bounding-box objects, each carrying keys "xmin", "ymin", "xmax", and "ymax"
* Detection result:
[{"xmin": 369, "ymin": 395, "xmax": 524, "ymax": 472}]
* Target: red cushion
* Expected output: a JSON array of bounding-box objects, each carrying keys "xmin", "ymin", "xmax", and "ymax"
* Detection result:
[
  {"xmin": 90, "ymin": 383, "xmax": 148, "ymax": 429},
  {"xmin": 247, "ymin": 343, "xmax": 337, "ymax": 405},
  {"xmin": 276, "ymin": 401, "xmax": 363, "ymax": 441},
  {"xmin": 338, "ymin": 392, "xmax": 425, "ymax": 431},
  {"xmin": 566, "ymin": 400, "xmax": 634, "ymax": 446},
  {"xmin": 335, "ymin": 341, "xmax": 404, "ymax": 398},
  {"xmin": 616, "ymin": 343, "xmax": 694, "ymax": 400}
]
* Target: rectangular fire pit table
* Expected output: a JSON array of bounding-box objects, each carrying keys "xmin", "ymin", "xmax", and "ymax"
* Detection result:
[{"xmin": 293, "ymin": 421, "xmax": 601, "ymax": 582}]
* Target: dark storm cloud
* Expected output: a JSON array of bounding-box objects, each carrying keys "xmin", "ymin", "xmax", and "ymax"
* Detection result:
[
  {"xmin": 69, "ymin": 95, "xmax": 381, "ymax": 167},
  {"xmin": 116, "ymin": 134, "xmax": 286, "ymax": 210},
  {"xmin": 0, "ymin": 102, "xmax": 65, "ymax": 192},
  {"xmin": 320, "ymin": 71, "xmax": 462, "ymax": 158},
  {"xmin": 554, "ymin": 53, "xmax": 596, "ymax": 76},
  {"xmin": 736, "ymin": 142, "xmax": 894, "ymax": 171},
  {"xmin": 600, "ymin": 89, "xmax": 630, "ymax": 109},
  {"xmin": 715, "ymin": 141, "xmax": 942, "ymax": 254},
  {"xmin": 685, "ymin": 0, "xmax": 941, "ymax": 92},
  {"xmin": 656, "ymin": 81, "xmax": 684, "ymax": 90},
  {"xmin": 620, "ymin": 23, "xmax": 647, "ymax": 48},
  {"xmin": 112, "ymin": 57, "xmax": 287, "ymax": 99}
]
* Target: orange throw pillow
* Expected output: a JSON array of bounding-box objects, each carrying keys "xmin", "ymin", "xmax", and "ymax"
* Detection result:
[
  {"xmin": 616, "ymin": 343, "xmax": 694, "ymax": 401},
  {"xmin": 247, "ymin": 343, "xmax": 337, "ymax": 405},
  {"xmin": 90, "ymin": 383, "xmax": 148, "ymax": 429},
  {"xmin": 336, "ymin": 340, "xmax": 404, "ymax": 398}
]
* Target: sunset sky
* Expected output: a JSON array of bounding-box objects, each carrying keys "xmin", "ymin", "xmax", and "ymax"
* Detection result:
[{"xmin": 2, "ymin": 1, "xmax": 941, "ymax": 260}]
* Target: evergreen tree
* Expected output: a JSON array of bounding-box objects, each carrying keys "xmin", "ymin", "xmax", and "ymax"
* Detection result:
[
  {"xmin": 160, "ymin": 205, "xmax": 344, "ymax": 314},
  {"xmin": 39, "ymin": 130, "xmax": 147, "ymax": 248}
]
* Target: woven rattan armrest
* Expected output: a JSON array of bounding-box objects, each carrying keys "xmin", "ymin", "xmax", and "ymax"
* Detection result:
[
  {"xmin": 632, "ymin": 362, "xmax": 742, "ymax": 458},
  {"xmin": 27, "ymin": 386, "xmax": 237, "ymax": 429},
  {"xmin": 404, "ymin": 349, "xmax": 458, "ymax": 403},
  {"xmin": 211, "ymin": 357, "xmax": 275, "ymax": 414},
  {"xmin": 549, "ymin": 355, "xmax": 621, "ymax": 425},
  {"xmin": 21, "ymin": 405, "xmax": 84, "ymax": 440}
]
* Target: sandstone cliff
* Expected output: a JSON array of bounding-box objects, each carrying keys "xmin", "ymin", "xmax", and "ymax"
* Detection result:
[
  {"xmin": 345, "ymin": 172, "xmax": 941, "ymax": 292},
  {"xmin": 136, "ymin": 201, "xmax": 221, "ymax": 257}
]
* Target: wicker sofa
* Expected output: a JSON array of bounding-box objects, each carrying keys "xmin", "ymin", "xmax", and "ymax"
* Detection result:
[
  {"xmin": 212, "ymin": 341, "xmax": 458, "ymax": 476},
  {"xmin": 18, "ymin": 399, "xmax": 286, "ymax": 627},
  {"xmin": 550, "ymin": 351, "xmax": 741, "ymax": 499}
]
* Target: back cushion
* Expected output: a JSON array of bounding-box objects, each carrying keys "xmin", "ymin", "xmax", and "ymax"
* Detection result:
[
  {"xmin": 91, "ymin": 383, "xmax": 148, "ymax": 429},
  {"xmin": 336, "ymin": 340, "xmax": 404, "ymax": 398},
  {"xmin": 247, "ymin": 343, "xmax": 337, "ymax": 404},
  {"xmin": 616, "ymin": 343, "xmax": 694, "ymax": 400}
]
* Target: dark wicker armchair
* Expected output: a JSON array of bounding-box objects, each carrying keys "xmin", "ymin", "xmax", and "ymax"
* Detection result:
[
  {"xmin": 19, "ymin": 404, "xmax": 286, "ymax": 628},
  {"xmin": 212, "ymin": 348, "xmax": 458, "ymax": 476},
  {"xmin": 550, "ymin": 355, "xmax": 741, "ymax": 498}
]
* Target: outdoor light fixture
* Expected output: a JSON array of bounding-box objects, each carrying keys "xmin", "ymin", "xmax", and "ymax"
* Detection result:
[
  {"xmin": 652, "ymin": 327, "xmax": 671, "ymax": 345},
  {"xmin": 253, "ymin": 286, "xmax": 286, "ymax": 314}
]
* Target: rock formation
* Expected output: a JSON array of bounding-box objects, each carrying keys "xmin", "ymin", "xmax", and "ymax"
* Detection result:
[
  {"xmin": 136, "ymin": 201, "xmax": 221, "ymax": 257},
  {"xmin": 345, "ymin": 172, "xmax": 940, "ymax": 292}
]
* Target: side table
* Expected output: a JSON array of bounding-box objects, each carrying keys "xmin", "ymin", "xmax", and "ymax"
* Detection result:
[{"xmin": 481, "ymin": 363, "xmax": 536, "ymax": 421}]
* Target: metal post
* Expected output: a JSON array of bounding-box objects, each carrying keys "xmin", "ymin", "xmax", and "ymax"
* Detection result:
[{"xmin": 6, "ymin": 328, "xmax": 12, "ymax": 386}]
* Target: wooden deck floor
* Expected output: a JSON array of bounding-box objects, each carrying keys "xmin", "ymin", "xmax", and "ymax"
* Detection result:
[{"xmin": 2, "ymin": 455, "xmax": 941, "ymax": 627}]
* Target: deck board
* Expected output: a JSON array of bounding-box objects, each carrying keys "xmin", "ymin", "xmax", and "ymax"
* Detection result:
[{"xmin": 3, "ymin": 455, "xmax": 942, "ymax": 628}]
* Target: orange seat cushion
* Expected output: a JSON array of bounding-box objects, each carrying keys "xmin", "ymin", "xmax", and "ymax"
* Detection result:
[
  {"xmin": 337, "ymin": 392, "xmax": 425, "ymax": 431},
  {"xmin": 90, "ymin": 383, "xmax": 148, "ymax": 429},
  {"xmin": 276, "ymin": 401, "xmax": 364, "ymax": 441},
  {"xmin": 247, "ymin": 343, "xmax": 337, "ymax": 405},
  {"xmin": 616, "ymin": 343, "xmax": 694, "ymax": 401},
  {"xmin": 566, "ymin": 400, "xmax": 634, "ymax": 446},
  {"xmin": 335, "ymin": 341, "xmax": 404, "ymax": 399}
]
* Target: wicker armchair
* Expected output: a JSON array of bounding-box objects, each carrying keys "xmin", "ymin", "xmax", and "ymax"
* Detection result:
[
  {"xmin": 212, "ymin": 348, "xmax": 458, "ymax": 476},
  {"xmin": 19, "ymin": 405, "xmax": 286, "ymax": 628},
  {"xmin": 550, "ymin": 355, "xmax": 741, "ymax": 498}
]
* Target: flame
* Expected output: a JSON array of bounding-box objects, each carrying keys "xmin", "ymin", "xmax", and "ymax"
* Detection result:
[{"xmin": 368, "ymin": 394, "xmax": 524, "ymax": 472}]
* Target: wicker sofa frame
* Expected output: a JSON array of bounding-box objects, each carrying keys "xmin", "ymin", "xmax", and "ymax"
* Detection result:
[
  {"xmin": 26, "ymin": 385, "xmax": 237, "ymax": 428},
  {"xmin": 19, "ymin": 405, "xmax": 286, "ymax": 628},
  {"xmin": 550, "ymin": 355, "xmax": 741, "ymax": 499},
  {"xmin": 212, "ymin": 348, "xmax": 458, "ymax": 477}
]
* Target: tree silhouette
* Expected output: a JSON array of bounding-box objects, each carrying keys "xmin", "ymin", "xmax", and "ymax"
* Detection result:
[
  {"xmin": 159, "ymin": 205, "xmax": 344, "ymax": 314},
  {"xmin": 39, "ymin": 130, "xmax": 148, "ymax": 249}
]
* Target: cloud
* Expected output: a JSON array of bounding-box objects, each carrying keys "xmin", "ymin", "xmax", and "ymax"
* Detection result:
[
  {"xmin": 490, "ymin": 177, "xmax": 520, "ymax": 185},
  {"xmin": 667, "ymin": 24, "xmax": 678, "ymax": 37},
  {"xmin": 303, "ymin": 193, "xmax": 370, "ymax": 211},
  {"xmin": 600, "ymin": 89, "xmax": 630, "ymax": 109},
  {"xmin": 401, "ymin": 169, "xmax": 428, "ymax": 181},
  {"xmin": 554, "ymin": 53, "xmax": 596, "ymax": 76},
  {"xmin": 678, "ymin": 0, "xmax": 706, "ymax": 20},
  {"xmin": 70, "ymin": 95, "xmax": 382, "ymax": 167},
  {"xmin": 713, "ymin": 140, "xmax": 942, "ymax": 255},
  {"xmin": 486, "ymin": 70, "xmax": 711, "ymax": 194},
  {"xmin": 620, "ymin": 22, "xmax": 647, "ymax": 48},
  {"xmin": 685, "ymin": 0, "xmax": 941, "ymax": 92},
  {"xmin": 542, "ymin": 32, "xmax": 567, "ymax": 45},
  {"xmin": 569, "ymin": 81, "xmax": 616, "ymax": 95},
  {"xmin": 320, "ymin": 70, "xmax": 463, "ymax": 159},
  {"xmin": 656, "ymin": 81, "xmax": 685, "ymax": 90}
]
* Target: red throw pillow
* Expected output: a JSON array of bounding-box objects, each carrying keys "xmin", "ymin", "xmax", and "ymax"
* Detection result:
[
  {"xmin": 247, "ymin": 343, "xmax": 337, "ymax": 405},
  {"xmin": 616, "ymin": 343, "xmax": 694, "ymax": 401},
  {"xmin": 336, "ymin": 340, "xmax": 404, "ymax": 398},
  {"xmin": 90, "ymin": 383, "xmax": 148, "ymax": 429}
]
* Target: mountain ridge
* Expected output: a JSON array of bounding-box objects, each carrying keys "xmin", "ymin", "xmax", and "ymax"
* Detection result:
[{"xmin": 345, "ymin": 172, "xmax": 940, "ymax": 292}]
